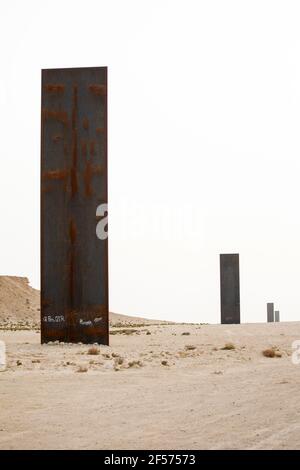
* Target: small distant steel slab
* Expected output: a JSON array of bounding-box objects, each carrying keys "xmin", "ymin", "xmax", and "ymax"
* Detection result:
[
  {"xmin": 275, "ymin": 310, "xmax": 280, "ymax": 323},
  {"xmin": 41, "ymin": 67, "xmax": 108, "ymax": 344},
  {"xmin": 220, "ymin": 254, "xmax": 240, "ymax": 324},
  {"xmin": 267, "ymin": 303, "xmax": 274, "ymax": 323}
]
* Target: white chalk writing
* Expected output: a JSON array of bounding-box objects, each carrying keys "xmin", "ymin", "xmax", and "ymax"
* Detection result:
[
  {"xmin": 43, "ymin": 315, "xmax": 65, "ymax": 323},
  {"xmin": 79, "ymin": 319, "xmax": 93, "ymax": 326}
]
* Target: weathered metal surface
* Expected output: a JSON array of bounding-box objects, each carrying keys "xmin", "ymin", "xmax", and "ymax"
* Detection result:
[
  {"xmin": 220, "ymin": 254, "xmax": 240, "ymax": 324},
  {"xmin": 275, "ymin": 310, "xmax": 280, "ymax": 322},
  {"xmin": 267, "ymin": 303, "xmax": 274, "ymax": 323},
  {"xmin": 41, "ymin": 67, "xmax": 108, "ymax": 344}
]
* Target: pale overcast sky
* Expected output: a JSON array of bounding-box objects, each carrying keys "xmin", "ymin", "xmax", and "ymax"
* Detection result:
[{"xmin": 1, "ymin": 0, "xmax": 300, "ymax": 323}]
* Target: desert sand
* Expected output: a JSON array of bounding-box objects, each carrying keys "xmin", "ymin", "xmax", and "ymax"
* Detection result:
[{"xmin": 1, "ymin": 278, "xmax": 300, "ymax": 450}]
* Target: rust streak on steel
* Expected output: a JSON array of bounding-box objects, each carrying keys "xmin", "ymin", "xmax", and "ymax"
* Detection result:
[
  {"xmin": 89, "ymin": 140, "xmax": 96, "ymax": 156},
  {"xmin": 42, "ymin": 108, "xmax": 68, "ymax": 125},
  {"xmin": 88, "ymin": 84, "xmax": 106, "ymax": 96},
  {"xmin": 41, "ymin": 299, "xmax": 52, "ymax": 308},
  {"xmin": 64, "ymin": 143, "xmax": 69, "ymax": 156},
  {"xmin": 44, "ymin": 84, "xmax": 65, "ymax": 93},
  {"xmin": 71, "ymin": 85, "xmax": 78, "ymax": 196},
  {"xmin": 69, "ymin": 218, "xmax": 77, "ymax": 245},
  {"xmin": 84, "ymin": 162, "xmax": 102, "ymax": 197},
  {"xmin": 52, "ymin": 134, "xmax": 63, "ymax": 143},
  {"xmin": 96, "ymin": 127, "xmax": 105, "ymax": 134},
  {"xmin": 82, "ymin": 117, "xmax": 89, "ymax": 130},
  {"xmin": 69, "ymin": 219, "xmax": 77, "ymax": 318},
  {"xmin": 81, "ymin": 139, "xmax": 87, "ymax": 157},
  {"xmin": 42, "ymin": 169, "xmax": 69, "ymax": 180}
]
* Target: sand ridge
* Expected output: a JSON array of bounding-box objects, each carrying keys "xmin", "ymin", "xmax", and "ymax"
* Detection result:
[
  {"xmin": 0, "ymin": 276, "xmax": 40, "ymax": 328},
  {"xmin": 0, "ymin": 276, "xmax": 165, "ymax": 329}
]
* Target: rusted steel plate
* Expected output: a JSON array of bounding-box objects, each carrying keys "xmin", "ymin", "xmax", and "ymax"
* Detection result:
[
  {"xmin": 41, "ymin": 67, "xmax": 108, "ymax": 344},
  {"xmin": 220, "ymin": 254, "xmax": 240, "ymax": 324},
  {"xmin": 267, "ymin": 303, "xmax": 274, "ymax": 323}
]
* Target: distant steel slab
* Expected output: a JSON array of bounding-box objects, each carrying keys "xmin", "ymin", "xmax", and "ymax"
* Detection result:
[
  {"xmin": 275, "ymin": 310, "xmax": 280, "ymax": 322},
  {"xmin": 41, "ymin": 67, "xmax": 108, "ymax": 344},
  {"xmin": 220, "ymin": 254, "xmax": 240, "ymax": 324},
  {"xmin": 267, "ymin": 303, "xmax": 274, "ymax": 323}
]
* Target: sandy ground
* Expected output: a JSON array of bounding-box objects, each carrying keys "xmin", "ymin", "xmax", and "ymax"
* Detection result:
[{"xmin": 1, "ymin": 321, "xmax": 300, "ymax": 450}]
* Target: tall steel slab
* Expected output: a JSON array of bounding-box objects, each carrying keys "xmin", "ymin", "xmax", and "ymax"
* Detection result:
[
  {"xmin": 267, "ymin": 303, "xmax": 274, "ymax": 323},
  {"xmin": 41, "ymin": 67, "xmax": 108, "ymax": 344},
  {"xmin": 220, "ymin": 254, "xmax": 240, "ymax": 324}
]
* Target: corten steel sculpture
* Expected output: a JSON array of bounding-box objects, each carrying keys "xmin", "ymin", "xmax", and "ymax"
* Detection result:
[
  {"xmin": 275, "ymin": 310, "xmax": 280, "ymax": 322},
  {"xmin": 41, "ymin": 67, "xmax": 108, "ymax": 344},
  {"xmin": 267, "ymin": 303, "xmax": 274, "ymax": 323},
  {"xmin": 220, "ymin": 254, "xmax": 240, "ymax": 324}
]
